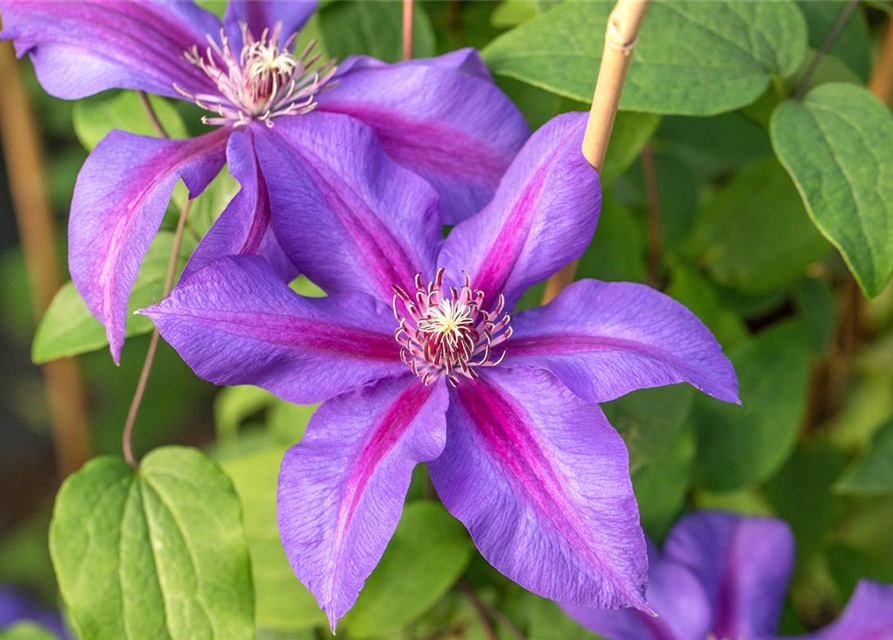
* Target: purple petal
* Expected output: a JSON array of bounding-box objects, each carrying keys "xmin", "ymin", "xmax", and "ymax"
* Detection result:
[
  {"xmin": 70, "ymin": 127, "xmax": 229, "ymax": 363},
  {"xmin": 333, "ymin": 48, "xmax": 494, "ymax": 87},
  {"xmin": 278, "ymin": 375, "xmax": 448, "ymax": 631},
  {"xmin": 663, "ymin": 511, "xmax": 795, "ymax": 640},
  {"xmin": 223, "ymin": 0, "xmax": 317, "ymax": 50},
  {"xmin": 318, "ymin": 51, "xmax": 530, "ymax": 223},
  {"xmin": 796, "ymin": 580, "xmax": 893, "ymax": 640},
  {"xmin": 0, "ymin": 587, "xmax": 69, "ymax": 639},
  {"xmin": 0, "ymin": 0, "xmax": 222, "ymax": 100},
  {"xmin": 254, "ymin": 112, "xmax": 441, "ymax": 304},
  {"xmin": 438, "ymin": 112, "xmax": 598, "ymax": 308},
  {"xmin": 184, "ymin": 128, "xmax": 296, "ymax": 282},
  {"xmin": 506, "ymin": 280, "xmax": 740, "ymax": 404},
  {"xmin": 141, "ymin": 255, "xmax": 405, "ymax": 404},
  {"xmin": 430, "ymin": 368, "xmax": 648, "ymax": 611},
  {"xmin": 563, "ymin": 541, "xmax": 712, "ymax": 640}
]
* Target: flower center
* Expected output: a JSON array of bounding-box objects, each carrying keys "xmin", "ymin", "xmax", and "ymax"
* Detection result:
[
  {"xmin": 393, "ymin": 269, "xmax": 512, "ymax": 387},
  {"xmin": 176, "ymin": 22, "xmax": 337, "ymax": 128}
]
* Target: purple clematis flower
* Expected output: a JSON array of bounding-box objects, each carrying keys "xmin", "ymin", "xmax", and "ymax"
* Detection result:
[
  {"xmin": 140, "ymin": 111, "xmax": 739, "ymax": 631},
  {"xmin": 0, "ymin": 586, "xmax": 70, "ymax": 638},
  {"xmin": 564, "ymin": 511, "xmax": 893, "ymax": 640},
  {"xmin": 0, "ymin": 0, "xmax": 530, "ymax": 362}
]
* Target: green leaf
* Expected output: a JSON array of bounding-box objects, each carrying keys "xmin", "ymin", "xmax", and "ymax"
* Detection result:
[
  {"xmin": 825, "ymin": 543, "xmax": 893, "ymax": 603},
  {"xmin": 483, "ymin": 0, "xmax": 807, "ymax": 115},
  {"xmin": 188, "ymin": 170, "xmax": 241, "ymax": 238},
  {"xmin": 49, "ymin": 447, "xmax": 254, "ymax": 640},
  {"xmin": 528, "ymin": 595, "xmax": 600, "ymax": 640},
  {"xmin": 490, "ymin": 0, "xmax": 540, "ymax": 28},
  {"xmin": 342, "ymin": 501, "xmax": 474, "ymax": 638},
  {"xmin": 603, "ymin": 385, "xmax": 694, "ymax": 473},
  {"xmin": 656, "ymin": 113, "xmax": 773, "ymax": 181},
  {"xmin": 797, "ymin": 0, "xmax": 871, "ymax": 80},
  {"xmin": 32, "ymin": 232, "xmax": 194, "ymax": 363},
  {"xmin": 835, "ymin": 418, "xmax": 893, "ymax": 495},
  {"xmin": 194, "ymin": 0, "xmax": 226, "ymax": 18},
  {"xmin": 632, "ymin": 422, "xmax": 696, "ymax": 540},
  {"xmin": 320, "ymin": 1, "xmax": 435, "ymax": 63},
  {"xmin": 865, "ymin": 0, "xmax": 893, "ymax": 16},
  {"xmin": 214, "ymin": 386, "xmax": 278, "ymax": 444},
  {"xmin": 763, "ymin": 438, "xmax": 848, "ymax": 565},
  {"xmin": 691, "ymin": 159, "xmax": 830, "ymax": 294},
  {"xmin": 600, "ymin": 112, "xmax": 661, "ymax": 184},
  {"xmin": 771, "ymin": 83, "xmax": 893, "ymax": 297},
  {"xmin": 793, "ymin": 277, "xmax": 839, "ymax": 354},
  {"xmin": 577, "ymin": 197, "xmax": 646, "ymax": 283},
  {"xmin": 694, "ymin": 319, "xmax": 813, "ymax": 491},
  {"xmin": 220, "ymin": 445, "xmax": 326, "ymax": 632},
  {"xmin": 666, "ymin": 266, "xmax": 749, "ymax": 350},
  {"xmin": 73, "ymin": 92, "xmax": 188, "ymax": 151},
  {"xmin": 0, "ymin": 624, "xmax": 60, "ymax": 640},
  {"xmin": 494, "ymin": 76, "xmax": 565, "ymax": 132}
]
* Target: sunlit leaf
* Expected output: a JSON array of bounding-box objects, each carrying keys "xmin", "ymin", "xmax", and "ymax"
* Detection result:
[
  {"xmin": 73, "ymin": 92, "xmax": 188, "ymax": 151},
  {"xmin": 341, "ymin": 501, "xmax": 474, "ymax": 638},
  {"xmin": 836, "ymin": 419, "xmax": 893, "ymax": 495},
  {"xmin": 32, "ymin": 232, "xmax": 195, "ymax": 364},
  {"xmin": 483, "ymin": 0, "xmax": 807, "ymax": 115},
  {"xmin": 772, "ymin": 83, "xmax": 893, "ymax": 297},
  {"xmin": 50, "ymin": 448, "xmax": 254, "ymax": 640},
  {"xmin": 694, "ymin": 319, "xmax": 813, "ymax": 491}
]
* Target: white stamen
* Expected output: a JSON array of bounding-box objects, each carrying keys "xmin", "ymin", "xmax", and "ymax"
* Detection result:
[
  {"xmin": 392, "ymin": 269, "xmax": 511, "ymax": 386},
  {"xmin": 176, "ymin": 21, "xmax": 337, "ymax": 128}
]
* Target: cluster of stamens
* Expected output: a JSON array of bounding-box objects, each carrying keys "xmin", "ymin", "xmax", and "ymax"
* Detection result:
[
  {"xmin": 393, "ymin": 270, "xmax": 512, "ymax": 387},
  {"xmin": 176, "ymin": 22, "xmax": 337, "ymax": 128}
]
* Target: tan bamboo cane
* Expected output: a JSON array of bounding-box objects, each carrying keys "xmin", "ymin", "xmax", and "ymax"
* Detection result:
[
  {"xmin": 403, "ymin": 0, "xmax": 414, "ymax": 61},
  {"xmin": 0, "ymin": 42, "xmax": 91, "ymax": 477},
  {"xmin": 542, "ymin": 0, "xmax": 650, "ymax": 304}
]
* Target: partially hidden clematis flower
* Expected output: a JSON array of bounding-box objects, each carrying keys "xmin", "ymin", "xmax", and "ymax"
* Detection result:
[
  {"xmin": 564, "ymin": 511, "xmax": 893, "ymax": 640},
  {"xmin": 140, "ymin": 111, "xmax": 740, "ymax": 631},
  {"xmin": 0, "ymin": 0, "xmax": 529, "ymax": 362},
  {"xmin": 0, "ymin": 586, "xmax": 70, "ymax": 638}
]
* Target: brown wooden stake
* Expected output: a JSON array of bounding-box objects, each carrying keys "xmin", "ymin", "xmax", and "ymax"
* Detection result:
[
  {"xmin": 542, "ymin": 0, "xmax": 650, "ymax": 304},
  {"xmin": 870, "ymin": 17, "xmax": 893, "ymax": 107},
  {"xmin": 403, "ymin": 0, "xmax": 414, "ymax": 61},
  {"xmin": 0, "ymin": 42, "xmax": 91, "ymax": 477}
]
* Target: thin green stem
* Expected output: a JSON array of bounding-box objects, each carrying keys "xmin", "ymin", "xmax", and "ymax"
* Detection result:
[
  {"xmin": 795, "ymin": 0, "xmax": 861, "ymax": 99},
  {"xmin": 123, "ymin": 93, "xmax": 183, "ymax": 468}
]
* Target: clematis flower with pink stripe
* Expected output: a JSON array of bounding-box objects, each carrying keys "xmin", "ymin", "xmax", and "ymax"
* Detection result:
[
  {"xmin": 564, "ymin": 511, "xmax": 893, "ymax": 640},
  {"xmin": 0, "ymin": 0, "xmax": 529, "ymax": 362},
  {"xmin": 141, "ymin": 111, "xmax": 740, "ymax": 631}
]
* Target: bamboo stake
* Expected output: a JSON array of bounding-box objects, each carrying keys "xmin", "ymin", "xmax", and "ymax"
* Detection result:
[
  {"xmin": 870, "ymin": 17, "xmax": 893, "ymax": 106},
  {"xmin": 542, "ymin": 0, "xmax": 650, "ymax": 304},
  {"xmin": 403, "ymin": 0, "xmax": 414, "ymax": 61},
  {"xmin": 0, "ymin": 42, "xmax": 91, "ymax": 477}
]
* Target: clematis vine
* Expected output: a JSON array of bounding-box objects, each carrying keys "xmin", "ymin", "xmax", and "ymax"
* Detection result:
[
  {"xmin": 141, "ymin": 111, "xmax": 740, "ymax": 631},
  {"xmin": 0, "ymin": 0, "xmax": 529, "ymax": 362},
  {"xmin": 564, "ymin": 511, "xmax": 893, "ymax": 640}
]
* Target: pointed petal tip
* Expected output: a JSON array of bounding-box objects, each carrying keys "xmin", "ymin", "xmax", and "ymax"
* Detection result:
[{"xmin": 326, "ymin": 607, "xmax": 339, "ymax": 635}]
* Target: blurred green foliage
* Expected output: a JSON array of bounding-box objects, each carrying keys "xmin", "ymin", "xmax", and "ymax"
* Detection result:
[{"xmin": 2, "ymin": 2, "xmax": 893, "ymax": 640}]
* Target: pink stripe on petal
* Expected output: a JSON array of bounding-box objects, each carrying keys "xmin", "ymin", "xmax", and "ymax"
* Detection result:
[
  {"xmin": 254, "ymin": 113, "xmax": 441, "ymax": 304},
  {"xmin": 318, "ymin": 59, "xmax": 529, "ymax": 223},
  {"xmin": 438, "ymin": 112, "xmax": 598, "ymax": 310},
  {"xmin": 143, "ymin": 256, "xmax": 405, "ymax": 404},
  {"xmin": 70, "ymin": 127, "xmax": 229, "ymax": 362},
  {"xmin": 0, "ymin": 0, "xmax": 222, "ymax": 100},
  {"xmin": 431, "ymin": 368, "xmax": 648, "ymax": 610},
  {"xmin": 507, "ymin": 280, "xmax": 739, "ymax": 404},
  {"xmin": 184, "ymin": 129, "xmax": 297, "ymax": 283},
  {"xmin": 278, "ymin": 375, "xmax": 448, "ymax": 631}
]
